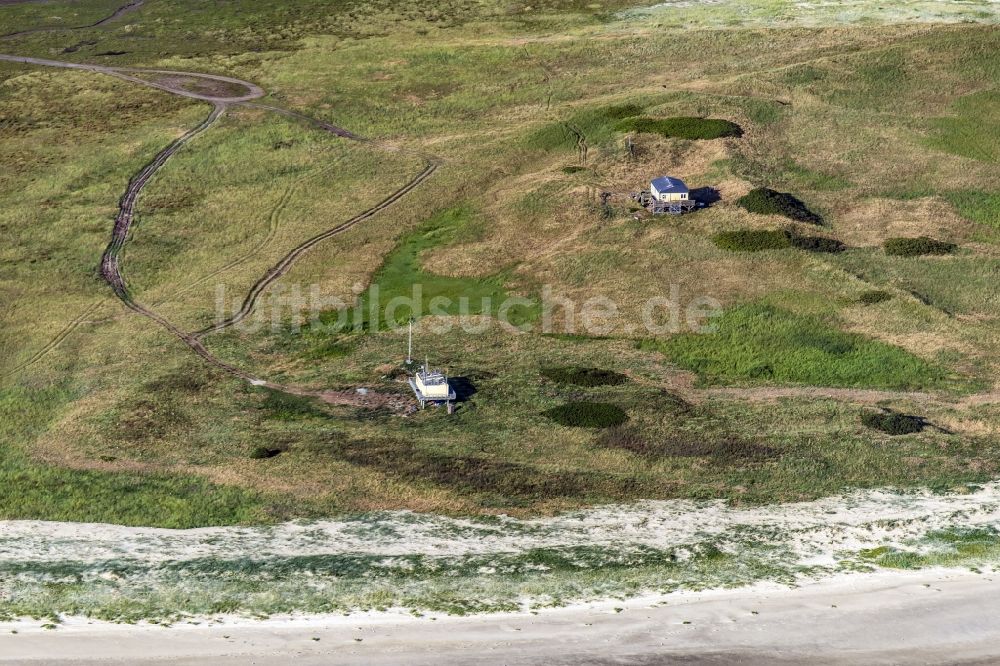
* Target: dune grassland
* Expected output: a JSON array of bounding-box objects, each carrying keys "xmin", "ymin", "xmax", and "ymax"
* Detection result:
[{"xmin": 0, "ymin": 0, "xmax": 998, "ymax": 619}]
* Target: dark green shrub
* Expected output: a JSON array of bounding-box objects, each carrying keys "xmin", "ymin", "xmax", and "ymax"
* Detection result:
[
  {"xmin": 541, "ymin": 366, "xmax": 628, "ymax": 387},
  {"xmin": 789, "ymin": 234, "xmax": 846, "ymax": 253},
  {"xmin": 714, "ymin": 228, "xmax": 846, "ymax": 253},
  {"xmin": 861, "ymin": 411, "xmax": 926, "ymax": 435},
  {"xmin": 737, "ymin": 187, "xmax": 823, "ymax": 224},
  {"xmin": 713, "ymin": 229, "xmax": 792, "ymax": 251},
  {"xmin": 561, "ymin": 165, "xmax": 587, "ymax": 174},
  {"xmin": 616, "ymin": 116, "xmax": 743, "ymax": 140},
  {"xmin": 543, "ymin": 401, "xmax": 628, "ymax": 428},
  {"xmin": 601, "ymin": 104, "xmax": 644, "ymax": 120},
  {"xmin": 249, "ymin": 446, "xmax": 282, "ymax": 459},
  {"xmin": 883, "ymin": 236, "xmax": 957, "ymax": 257},
  {"xmin": 859, "ymin": 290, "xmax": 893, "ymax": 305}
]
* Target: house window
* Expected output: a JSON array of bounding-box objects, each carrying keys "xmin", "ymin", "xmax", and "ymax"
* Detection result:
[{"xmin": 681, "ymin": 193, "xmax": 688, "ymax": 200}]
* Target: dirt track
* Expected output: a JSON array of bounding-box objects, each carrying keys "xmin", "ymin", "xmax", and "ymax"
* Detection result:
[
  {"xmin": 0, "ymin": 52, "xmax": 434, "ymax": 409},
  {"xmin": 0, "ymin": 0, "xmax": 144, "ymax": 39}
]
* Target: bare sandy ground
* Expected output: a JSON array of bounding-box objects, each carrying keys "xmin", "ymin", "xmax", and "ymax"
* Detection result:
[{"xmin": 2, "ymin": 568, "xmax": 999, "ymax": 665}]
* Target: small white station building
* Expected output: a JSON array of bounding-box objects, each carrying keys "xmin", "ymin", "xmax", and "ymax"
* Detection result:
[
  {"xmin": 650, "ymin": 176, "xmax": 690, "ymax": 202},
  {"xmin": 409, "ymin": 361, "xmax": 457, "ymax": 410},
  {"xmin": 632, "ymin": 175, "xmax": 696, "ymax": 214}
]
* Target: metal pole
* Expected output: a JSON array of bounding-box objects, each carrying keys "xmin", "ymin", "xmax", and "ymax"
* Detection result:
[{"xmin": 407, "ymin": 318, "xmax": 413, "ymax": 364}]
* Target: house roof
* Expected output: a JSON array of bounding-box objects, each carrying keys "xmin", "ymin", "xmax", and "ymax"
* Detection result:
[{"xmin": 650, "ymin": 176, "xmax": 689, "ymax": 193}]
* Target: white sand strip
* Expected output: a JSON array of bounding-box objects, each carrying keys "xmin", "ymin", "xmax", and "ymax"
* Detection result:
[
  {"xmin": 3, "ymin": 482, "xmax": 1000, "ymax": 564},
  {"xmin": 2, "ymin": 568, "xmax": 999, "ymax": 665}
]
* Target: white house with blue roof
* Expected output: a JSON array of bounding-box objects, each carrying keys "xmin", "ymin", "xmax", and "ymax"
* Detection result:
[{"xmin": 650, "ymin": 176, "xmax": 689, "ymax": 203}]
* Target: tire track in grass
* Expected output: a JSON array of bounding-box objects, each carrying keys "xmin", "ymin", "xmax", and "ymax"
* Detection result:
[
  {"xmin": 0, "ymin": 53, "xmax": 435, "ymax": 408},
  {"xmin": 193, "ymin": 159, "xmax": 438, "ymax": 338},
  {"xmin": 0, "ymin": 300, "xmax": 105, "ymax": 379},
  {"xmin": 155, "ymin": 157, "xmax": 345, "ymax": 306}
]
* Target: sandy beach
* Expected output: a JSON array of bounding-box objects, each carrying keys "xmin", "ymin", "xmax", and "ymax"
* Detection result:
[{"xmin": 2, "ymin": 568, "xmax": 999, "ymax": 665}]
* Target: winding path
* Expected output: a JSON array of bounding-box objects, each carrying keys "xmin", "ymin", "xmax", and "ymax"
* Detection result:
[
  {"xmin": 0, "ymin": 0, "xmax": 144, "ymax": 39},
  {"xmin": 0, "ymin": 52, "xmax": 435, "ymax": 408}
]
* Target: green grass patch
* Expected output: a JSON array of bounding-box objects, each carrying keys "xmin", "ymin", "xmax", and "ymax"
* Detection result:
[
  {"xmin": 651, "ymin": 304, "xmax": 957, "ymax": 390},
  {"xmin": 540, "ymin": 366, "xmax": 628, "ymax": 387},
  {"xmin": 542, "ymin": 401, "xmax": 628, "ymax": 428},
  {"xmin": 944, "ymin": 190, "xmax": 1000, "ymax": 230},
  {"xmin": 926, "ymin": 91, "xmax": 1000, "ymax": 163},
  {"xmin": 736, "ymin": 187, "xmax": 823, "ymax": 224},
  {"xmin": 257, "ymin": 388, "xmax": 328, "ymax": 420},
  {"xmin": 615, "ymin": 116, "xmax": 743, "ymax": 140},
  {"xmin": 830, "ymin": 251, "xmax": 998, "ymax": 317},
  {"xmin": 778, "ymin": 158, "xmax": 852, "ymax": 191},
  {"xmin": 312, "ymin": 205, "xmax": 537, "ymax": 332},
  {"xmin": 528, "ymin": 103, "xmax": 645, "ymax": 151},
  {"xmin": 0, "ymin": 386, "xmax": 274, "ymax": 527},
  {"xmin": 862, "ymin": 528, "xmax": 1000, "ymax": 571},
  {"xmin": 883, "ymin": 236, "xmax": 957, "ymax": 257}
]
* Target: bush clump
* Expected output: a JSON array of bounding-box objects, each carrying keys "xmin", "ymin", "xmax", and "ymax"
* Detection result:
[
  {"xmin": 601, "ymin": 104, "xmax": 644, "ymax": 120},
  {"xmin": 861, "ymin": 411, "xmax": 926, "ymax": 435},
  {"xmin": 713, "ymin": 228, "xmax": 792, "ymax": 252},
  {"xmin": 543, "ymin": 401, "xmax": 628, "ymax": 428},
  {"xmin": 789, "ymin": 234, "xmax": 846, "ymax": 253},
  {"xmin": 249, "ymin": 446, "xmax": 282, "ymax": 459},
  {"xmin": 616, "ymin": 116, "xmax": 743, "ymax": 140},
  {"xmin": 540, "ymin": 366, "xmax": 628, "ymax": 387},
  {"xmin": 713, "ymin": 228, "xmax": 845, "ymax": 253},
  {"xmin": 859, "ymin": 290, "xmax": 893, "ymax": 305},
  {"xmin": 737, "ymin": 187, "xmax": 823, "ymax": 224},
  {"xmin": 883, "ymin": 236, "xmax": 957, "ymax": 257}
]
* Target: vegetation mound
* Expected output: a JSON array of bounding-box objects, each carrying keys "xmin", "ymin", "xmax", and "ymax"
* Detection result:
[
  {"xmin": 713, "ymin": 229, "xmax": 845, "ymax": 253},
  {"xmin": 615, "ymin": 116, "xmax": 743, "ymax": 140},
  {"xmin": 713, "ymin": 229, "xmax": 791, "ymax": 252},
  {"xmin": 789, "ymin": 234, "xmax": 846, "ymax": 253},
  {"xmin": 861, "ymin": 411, "xmax": 926, "ymax": 435},
  {"xmin": 883, "ymin": 236, "xmax": 957, "ymax": 257},
  {"xmin": 737, "ymin": 187, "xmax": 823, "ymax": 224},
  {"xmin": 540, "ymin": 366, "xmax": 628, "ymax": 387},
  {"xmin": 601, "ymin": 104, "xmax": 644, "ymax": 120},
  {"xmin": 858, "ymin": 290, "xmax": 893, "ymax": 305},
  {"xmin": 543, "ymin": 402, "xmax": 628, "ymax": 428}
]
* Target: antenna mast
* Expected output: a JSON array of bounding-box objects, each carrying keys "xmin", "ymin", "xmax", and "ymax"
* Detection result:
[{"xmin": 406, "ymin": 318, "xmax": 413, "ymax": 364}]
